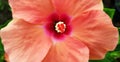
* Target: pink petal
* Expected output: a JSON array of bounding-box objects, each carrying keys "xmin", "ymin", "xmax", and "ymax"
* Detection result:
[
  {"xmin": 0, "ymin": 19, "xmax": 52, "ymax": 62},
  {"xmin": 71, "ymin": 10, "xmax": 119, "ymax": 59},
  {"xmin": 9, "ymin": 0, "xmax": 54, "ymax": 24},
  {"xmin": 52, "ymin": 0, "xmax": 102, "ymax": 16},
  {"xmin": 42, "ymin": 36, "xmax": 89, "ymax": 62}
]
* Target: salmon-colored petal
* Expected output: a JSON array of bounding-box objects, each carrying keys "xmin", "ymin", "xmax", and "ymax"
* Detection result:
[
  {"xmin": 0, "ymin": 19, "xmax": 52, "ymax": 62},
  {"xmin": 9, "ymin": 0, "xmax": 54, "ymax": 24},
  {"xmin": 52, "ymin": 0, "xmax": 102, "ymax": 16},
  {"xmin": 42, "ymin": 36, "xmax": 89, "ymax": 62},
  {"xmin": 71, "ymin": 10, "xmax": 119, "ymax": 59}
]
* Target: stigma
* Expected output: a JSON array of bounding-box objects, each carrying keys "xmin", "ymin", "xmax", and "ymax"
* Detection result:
[{"xmin": 55, "ymin": 21, "xmax": 66, "ymax": 33}]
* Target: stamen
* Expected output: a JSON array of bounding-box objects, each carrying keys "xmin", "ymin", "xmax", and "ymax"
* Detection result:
[{"xmin": 55, "ymin": 21, "xmax": 66, "ymax": 33}]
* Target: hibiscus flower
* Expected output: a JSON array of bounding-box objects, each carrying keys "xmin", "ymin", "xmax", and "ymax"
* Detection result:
[{"xmin": 0, "ymin": 0, "xmax": 118, "ymax": 62}]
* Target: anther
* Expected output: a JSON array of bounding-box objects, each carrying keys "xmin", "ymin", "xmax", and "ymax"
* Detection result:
[{"xmin": 55, "ymin": 21, "xmax": 66, "ymax": 33}]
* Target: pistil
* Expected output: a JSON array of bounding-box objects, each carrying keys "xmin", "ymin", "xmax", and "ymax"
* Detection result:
[{"xmin": 55, "ymin": 21, "xmax": 66, "ymax": 33}]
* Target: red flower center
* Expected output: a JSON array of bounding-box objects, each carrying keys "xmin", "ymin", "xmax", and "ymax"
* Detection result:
[{"xmin": 45, "ymin": 13, "xmax": 72, "ymax": 40}]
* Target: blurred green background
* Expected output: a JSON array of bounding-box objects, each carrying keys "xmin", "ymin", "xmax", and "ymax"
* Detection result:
[{"xmin": 0, "ymin": 0, "xmax": 120, "ymax": 62}]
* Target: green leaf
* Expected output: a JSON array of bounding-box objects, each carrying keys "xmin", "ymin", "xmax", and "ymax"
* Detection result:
[
  {"xmin": 0, "ymin": 19, "xmax": 11, "ymax": 29},
  {"xmin": 0, "ymin": 39, "xmax": 5, "ymax": 62},
  {"xmin": 104, "ymin": 8, "xmax": 115, "ymax": 19}
]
